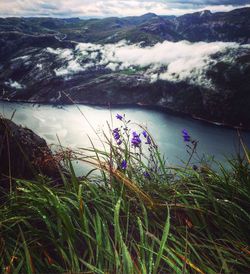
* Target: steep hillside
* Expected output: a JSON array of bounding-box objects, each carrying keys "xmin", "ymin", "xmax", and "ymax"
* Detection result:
[{"xmin": 0, "ymin": 8, "xmax": 250, "ymax": 129}]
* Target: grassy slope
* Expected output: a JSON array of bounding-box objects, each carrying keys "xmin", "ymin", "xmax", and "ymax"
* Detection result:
[{"xmin": 0, "ymin": 118, "xmax": 250, "ymax": 273}]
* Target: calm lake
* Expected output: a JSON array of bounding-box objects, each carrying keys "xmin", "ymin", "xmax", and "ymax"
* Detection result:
[{"xmin": 1, "ymin": 101, "xmax": 250, "ymax": 169}]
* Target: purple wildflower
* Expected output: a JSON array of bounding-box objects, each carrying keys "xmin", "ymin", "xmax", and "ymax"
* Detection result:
[
  {"xmin": 142, "ymin": 130, "xmax": 151, "ymax": 145},
  {"xmin": 113, "ymin": 128, "xmax": 120, "ymax": 140},
  {"xmin": 117, "ymin": 139, "xmax": 122, "ymax": 146},
  {"xmin": 145, "ymin": 136, "xmax": 151, "ymax": 145},
  {"xmin": 132, "ymin": 131, "xmax": 139, "ymax": 137},
  {"xmin": 182, "ymin": 129, "xmax": 191, "ymax": 142},
  {"xmin": 121, "ymin": 160, "xmax": 127, "ymax": 170},
  {"xmin": 116, "ymin": 114, "xmax": 123, "ymax": 120},
  {"xmin": 131, "ymin": 131, "xmax": 141, "ymax": 148},
  {"xmin": 143, "ymin": 172, "xmax": 151, "ymax": 179}
]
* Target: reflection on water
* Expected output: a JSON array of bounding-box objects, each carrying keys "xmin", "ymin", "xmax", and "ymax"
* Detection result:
[{"xmin": 1, "ymin": 102, "xmax": 250, "ymax": 169}]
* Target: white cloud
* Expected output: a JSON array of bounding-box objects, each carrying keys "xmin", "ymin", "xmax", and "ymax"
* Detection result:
[
  {"xmin": 54, "ymin": 60, "xmax": 84, "ymax": 76},
  {"xmin": 47, "ymin": 47, "xmax": 85, "ymax": 76},
  {"xmin": 47, "ymin": 40, "xmax": 250, "ymax": 87},
  {"xmin": 5, "ymin": 79, "xmax": 25, "ymax": 89},
  {"xmin": 0, "ymin": 0, "xmax": 250, "ymax": 17}
]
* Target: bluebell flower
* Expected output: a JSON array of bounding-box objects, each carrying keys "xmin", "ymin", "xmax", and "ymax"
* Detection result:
[
  {"xmin": 117, "ymin": 139, "xmax": 122, "ymax": 146},
  {"xmin": 143, "ymin": 172, "xmax": 151, "ymax": 179},
  {"xmin": 113, "ymin": 128, "xmax": 120, "ymax": 140},
  {"xmin": 121, "ymin": 160, "xmax": 127, "ymax": 170},
  {"xmin": 116, "ymin": 114, "xmax": 123, "ymax": 120},
  {"xmin": 142, "ymin": 130, "xmax": 147, "ymax": 138},
  {"xmin": 131, "ymin": 131, "xmax": 141, "ymax": 147},
  {"xmin": 182, "ymin": 129, "xmax": 191, "ymax": 142},
  {"xmin": 132, "ymin": 131, "xmax": 139, "ymax": 137},
  {"xmin": 145, "ymin": 136, "xmax": 151, "ymax": 145}
]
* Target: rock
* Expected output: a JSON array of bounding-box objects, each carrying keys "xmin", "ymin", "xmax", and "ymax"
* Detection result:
[{"xmin": 0, "ymin": 118, "xmax": 60, "ymax": 190}]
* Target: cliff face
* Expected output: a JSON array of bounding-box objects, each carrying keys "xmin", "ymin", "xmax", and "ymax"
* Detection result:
[
  {"xmin": 0, "ymin": 8, "xmax": 250, "ymax": 129},
  {"xmin": 0, "ymin": 118, "xmax": 60, "ymax": 188}
]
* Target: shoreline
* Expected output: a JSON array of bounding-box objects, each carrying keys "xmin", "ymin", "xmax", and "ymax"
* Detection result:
[{"xmin": 0, "ymin": 98, "xmax": 249, "ymax": 132}]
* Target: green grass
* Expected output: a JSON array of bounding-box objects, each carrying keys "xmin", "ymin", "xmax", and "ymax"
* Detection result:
[
  {"xmin": 119, "ymin": 66, "xmax": 148, "ymax": 76},
  {"xmin": 0, "ymin": 120, "xmax": 250, "ymax": 273}
]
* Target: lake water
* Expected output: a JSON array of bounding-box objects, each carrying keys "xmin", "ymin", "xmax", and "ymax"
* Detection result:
[{"xmin": 1, "ymin": 102, "xmax": 250, "ymax": 170}]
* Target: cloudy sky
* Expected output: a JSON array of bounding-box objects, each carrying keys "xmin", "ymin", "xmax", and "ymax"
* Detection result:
[{"xmin": 1, "ymin": 0, "xmax": 250, "ymax": 18}]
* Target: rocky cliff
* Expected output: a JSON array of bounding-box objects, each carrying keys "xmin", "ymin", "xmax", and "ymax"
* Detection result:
[{"xmin": 0, "ymin": 118, "xmax": 61, "ymax": 189}]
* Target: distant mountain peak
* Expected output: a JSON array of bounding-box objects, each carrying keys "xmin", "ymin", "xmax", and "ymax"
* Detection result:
[
  {"xmin": 141, "ymin": 12, "xmax": 158, "ymax": 18},
  {"xmin": 198, "ymin": 10, "xmax": 212, "ymax": 17}
]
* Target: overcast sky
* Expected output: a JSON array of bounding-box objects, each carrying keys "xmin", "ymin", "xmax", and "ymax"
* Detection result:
[{"xmin": 1, "ymin": 0, "xmax": 250, "ymax": 18}]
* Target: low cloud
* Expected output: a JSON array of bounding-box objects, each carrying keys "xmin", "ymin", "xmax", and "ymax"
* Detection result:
[
  {"xmin": 47, "ymin": 40, "xmax": 250, "ymax": 87},
  {"xmin": 4, "ymin": 79, "xmax": 25, "ymax": 89}
]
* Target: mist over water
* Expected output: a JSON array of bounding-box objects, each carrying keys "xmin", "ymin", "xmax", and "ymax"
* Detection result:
[{"xmin": 1, "ymin": 102, "xmax": 250, "ymax": 172}]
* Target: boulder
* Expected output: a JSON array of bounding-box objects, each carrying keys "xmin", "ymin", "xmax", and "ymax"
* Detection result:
[{"xmin": 0, "ymin": 118, "xmax": 60, "ymax": 190}]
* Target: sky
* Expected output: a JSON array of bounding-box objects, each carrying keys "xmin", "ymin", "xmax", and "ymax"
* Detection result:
[{"xmin": 0, "ymin": 0, "xmax": 250, "ymax": 18}]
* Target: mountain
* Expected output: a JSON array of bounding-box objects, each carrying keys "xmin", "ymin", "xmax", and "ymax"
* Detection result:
[
  {"xmin": 174, "ymin": 8, "xmax": 250, "ymax": 44},
  {"xmin": 0, "ymin": 8, "xmax": 249, "ymax": 44},
  {"xmin": 0, "ymin": 8, "xmax": 250, "ymax": 129}
]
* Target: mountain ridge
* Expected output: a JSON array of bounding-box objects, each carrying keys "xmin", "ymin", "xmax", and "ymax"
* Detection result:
[
  {"xmin": 0, "ymin": 7, "xmax": 250, "ymax": 129},
  {"xmin": 0, "ymin": 7, "xmax": 249, "ymax": 44}
]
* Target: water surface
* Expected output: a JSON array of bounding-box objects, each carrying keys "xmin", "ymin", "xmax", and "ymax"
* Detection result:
[{"xmin": 1, "ymin": 102, "xmax": 250, "ymax": 169}]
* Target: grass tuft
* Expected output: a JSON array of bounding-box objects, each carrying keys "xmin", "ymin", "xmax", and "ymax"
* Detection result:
[{"xmin": 0, "ymin": 117, "xmax": 250, "ymax": 273}]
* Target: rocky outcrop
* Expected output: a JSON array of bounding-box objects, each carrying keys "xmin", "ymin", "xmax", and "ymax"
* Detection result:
[{"xmin": 0, "ymin": 118, "xmax": 60, "ymax": 189}]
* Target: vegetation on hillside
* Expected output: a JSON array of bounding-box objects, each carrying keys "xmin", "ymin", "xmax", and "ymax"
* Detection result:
[{"xmin": 0, "ymin": 114, "xmax": 250, "ymax": 273}]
